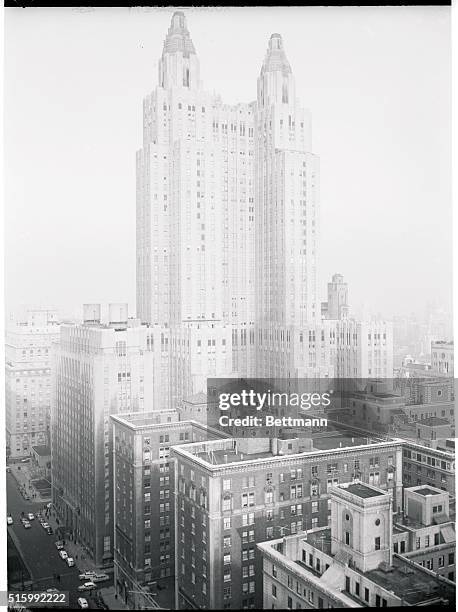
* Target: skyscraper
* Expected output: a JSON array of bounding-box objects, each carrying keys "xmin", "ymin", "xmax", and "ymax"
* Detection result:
[
  {"xmin": 135, "ymin": 12, "xmax": 344, "ymax": 409},
  {"xmin": 51, "ymin": 303, "xmax": 159, "ymax": 567}
]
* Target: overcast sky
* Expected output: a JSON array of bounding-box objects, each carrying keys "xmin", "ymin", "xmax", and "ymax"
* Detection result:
[{"xmin": 4, "ymin": 6, "xmax": 451, "ymax": 321}]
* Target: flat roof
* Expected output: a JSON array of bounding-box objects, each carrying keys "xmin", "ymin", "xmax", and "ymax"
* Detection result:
[
  {"xmin": 31, "ymin": 445, "xmax": 50, "ymax": 456},
  {"xmin": 346, "ymin": 483, "xmax": 384, "ymax": 498},
  {"xmin": 366, "ymin": 555, "xmax": 453, "ymax": 605},
  {"xmin": 417, "ymin": 417, "xmax": 450, "ymax": 427},
  {"xmin": 415, "ymin": 487, "xmax": 442, "ymax": 496},
  {"xmin": 194, "ymin": 448, "xmax": 273, "ymax": 465}
]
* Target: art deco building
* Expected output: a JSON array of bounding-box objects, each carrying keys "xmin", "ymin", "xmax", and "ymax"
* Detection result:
[
  {"xmin": 171, "ymin": 429, "xmax": 403, "ymax": 609},
  {"xmin": 51, "ymin": 303, "xmax": 160, "ymax": 567},
  {"xmin": 5, "ymin": 307, "xmax": 60, "ymax": 457},
  {"xmin": 135, "ymin": 12, "xmax": 393, "ymax": 408}
]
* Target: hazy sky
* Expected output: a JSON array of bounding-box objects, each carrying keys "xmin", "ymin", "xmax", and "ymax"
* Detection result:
[{"xmin": 5, "ymin": 6, "xmax": 452, "ymax": 320}]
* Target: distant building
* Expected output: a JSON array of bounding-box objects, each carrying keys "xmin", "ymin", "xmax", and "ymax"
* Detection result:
[
  {"xmin": 258, "ymin": 482, "xmax": 455, "ymax": 608},
  {"xmin": 393, "ymin": 485, "xmax": 455, "ymax": 581},
  {"xmin": 172, "ymin": 431, "xmax": 403, "ymax": 609},
  {"xmin": 431, "ymin": 341, "xmax": 454, "ymax": 377},
  {"xmin": 5, "ymin": 307, "xmax": 60, "ymax": 458},
  {"xmin": 51, "ymin": 303, "xmax": 162, "ymax": 567},
  {"xmin": 402, "ymin": 441, "xmax": 455, "ymax": 496},
  {"xmin": 415, "ymin": 417, "xmax": 454, "ymax": 448},
  {"xmin": 111, "ymin": 411, "xmax": 227, "ymax": 609}
]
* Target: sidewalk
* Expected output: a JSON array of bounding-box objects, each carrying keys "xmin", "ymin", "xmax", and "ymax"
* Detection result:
[
  {"xmin": 99, "ymin": 587, "xmax": 130, "ymax": 611},
  {"xmin": 10, "ymin": 462, "xmax": 49, "ymax": 502}
]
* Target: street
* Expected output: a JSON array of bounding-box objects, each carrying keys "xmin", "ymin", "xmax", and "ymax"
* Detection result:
[{"xmin": 6, "ymin": 473, "xmax": 104, "ymax": 609}]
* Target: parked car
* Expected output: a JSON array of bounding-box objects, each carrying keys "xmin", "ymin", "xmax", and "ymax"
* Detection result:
[
  {"xmin": 77, "ymin": 598, "xmax": 89, "ymax": 609},
  {"xmin": 66, "ymin": 557, "xmax": 75, "ymax": 567},
  {"xmin": 23, "ymin": 520, "xmax": 31, "ymax": 529},
  {"xmin": 46, "ymin": 588, "xmax": 59, "ymax": 594},
  {"xmin": 79, "ymin": 572, "xmax": 97, "ymax": 581},
  {"xmin": 27, "ymin": 513, "xmax": 35, "ymax": 521},
  {"xmin": 41, "ymin": 522, "xmax": 50, "ymax": 530},
  {"xmin": 6, "ymin": 467, "xmax": 11, "ymax": 473},
  {"xmin": 20, "ymin": 517, "xmax": 28, "ymax": 524},
  {"xmin": 20, "ymin": 458, "xmax": 30, "ymax": 463},
  {"xmin": 92, "ymin": 574, "xmax": 110, "ymax": 583},
  {"xmin": 55, "ymin": 541, "xmax": 64, "ymax": 550},
  {"xmin": 77, "ymin": 582, "xmax": 96, "ymax": 592},
  {"xmin": 7, "ymin": 516, "xmax": 13, "ymax": 525},
  {"xmin": 46, "ymin": 527, "xmax": 54, "ymax": 535},
  {"xmin": 59, "ymin": 550, "xmax": 68, "ymax": 561},
  {"xmin": 23, "ymin": 495, "xmax": 30, "ymax": 501}
]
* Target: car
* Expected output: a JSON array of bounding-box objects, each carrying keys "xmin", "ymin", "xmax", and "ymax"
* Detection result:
[
  {"xmin": 23, "ymin": 495, "xmax": 30, "ymax": 501},
  {"xmin": 55, "ymin": 541, "xmax": 64, "ymax": 550},
  {"xmin": 41, "ymin": 522, "xmax": 50, "ymax": 529},
  {"xmin": 6, "ymin": 467, "xmax": 11, "ymax": 473},
  {"xmin": 20, "ymin": 458, "xmax": 30, "ymax": 463},
  {"xmin": 46, "ymin": 588, "xmax": 59, "ymax": 594},
  {"xmin": 79, "ymin": 572, "xmax": 96, "ymax": 580},
  {"xmin": 27, "ymin": 513, "xmax": 35, "ymax": 521},
  {"xmin": 77, "ymin": 582, "xmax": 96, "ymax": 592},
  {"xmin": 20, "ymin": 517, "xmax": 27, "ymax": 524},
  {"xmin": 77, "ymin": 598, "xmax": 89, "ymax": 609},
  {"xmin": 23, "ymin": 521, "xmax": 31, "ymax": 529},
  {"xmin": 7, "ymin": 516, "xmax": 13, "ymax": 525},
  {"xmin": 59, "ymin": 550, "xmax": 68, "ymax": 561},
  {"xmin": 66, "ymin": 557, "xmax": 75, "ymax": 567},
  {"xmin": 91, "ymin": 574, "xmax": 110, "ymax": 583},
  {"xmin": 47, "ymin": 527, "xmax": 54, "ymax": 535}
]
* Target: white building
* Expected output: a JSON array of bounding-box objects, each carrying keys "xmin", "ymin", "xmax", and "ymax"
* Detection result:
[
  {"xmin": 51, "ymin": 303, "xmax": 160, "ymax": 567},
  {"xmin": 5, "ymin": 307, "xmax": 60, "ymax": 458},
  {"xmin": 135, "ymin": 13, "xmax": 394, "ymax": 410},
  {"xmin": 431, "ymin": 341, "xmax": 454, "ymax": 377}
]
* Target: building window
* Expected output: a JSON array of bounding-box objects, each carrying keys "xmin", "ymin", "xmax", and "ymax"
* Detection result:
[{"xmin": 375, "ymin": 537, "xmax": 381, "ymax": 551}]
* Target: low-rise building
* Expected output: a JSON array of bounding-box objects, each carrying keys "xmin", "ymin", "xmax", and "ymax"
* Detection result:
[
  {"xmin": 393, "ymin": 485, "xmax": 455, "ymax": 581},
  {"xmin": 258, "ymin": 482, "xmax": 455, "ymax": 608}
]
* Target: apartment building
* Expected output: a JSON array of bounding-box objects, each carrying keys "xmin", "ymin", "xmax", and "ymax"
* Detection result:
[
  {"xmin": 51, "ymin": 303, "xmax": 160, "ymax": 567},
  {"xmin": 171, "ymin": 430, "xmax": 403, "ymax": 609},
  {"xmin": 258, "ymin": 482, "xmax": 455, "ymax": 608},
  {"xmin": 111, "ymin": 411, "xmax": 227, "ymax": 609},
  {"xmin": 402, "ymin": 441, "xmax": 455, "ymax": 497},
  {"xmin": 5, "ymin": 307, "xmax": 60, "ymax": 458}
]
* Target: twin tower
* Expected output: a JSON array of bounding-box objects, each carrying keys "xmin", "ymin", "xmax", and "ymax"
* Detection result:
[{"xmin": 136, "ymin": 12, "xmax": 320, "ymax": 406}]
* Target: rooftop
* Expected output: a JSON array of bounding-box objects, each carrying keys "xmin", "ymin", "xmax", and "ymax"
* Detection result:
[
  {"xmin": 415, "ymin": 487, "xmax": 442, "ymax": 497},
  {"xmin": 31, "ymin": 445, "xmax": 50, "ymax": 457},
  {"xmin": 346, "ymin": 483, "xmax": 385, "ymax": 498},
  {"xmin": 365, "ymin": 555, "xmax": 453, "ymax": 605},
  {"xmin": 417, "ymin": 417, "xmax": 451, "ymax": 427},
  {"xmin": 194, "ymin": 447, "xmax": 273, "ymax": 465}
]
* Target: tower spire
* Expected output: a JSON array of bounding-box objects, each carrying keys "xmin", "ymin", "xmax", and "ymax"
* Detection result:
[
  {"xmin": 159, "ymin": 11, "xmax": 201, "ymax": 90},
  {"xmin": 261, "ymin": 34, "xmax": 291, "ymax": 75}
]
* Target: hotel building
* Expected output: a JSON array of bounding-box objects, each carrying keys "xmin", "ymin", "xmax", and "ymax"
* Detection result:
[
  {"xmin": 135, "ymin": 12, "xmax": 394, "ymax": 412},
  {"xmin": 5, "ymin": 307, "xmax": 60, "ymax": 458}
]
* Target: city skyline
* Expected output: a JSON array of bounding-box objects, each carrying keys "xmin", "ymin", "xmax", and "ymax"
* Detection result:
[{"xmin": 4, "ymin": 6, "xmax": 452, "ymax": 321}]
